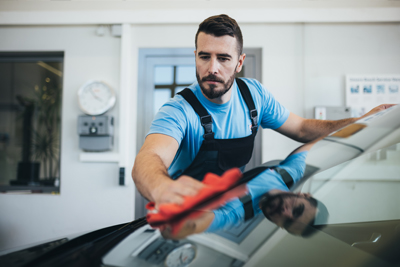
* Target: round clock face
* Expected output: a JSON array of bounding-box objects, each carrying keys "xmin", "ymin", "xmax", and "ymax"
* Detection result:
[
  {"xmin": 165, "ymin": 243, "xmax": 196, "ymax": 267},
  {"xmin": 78, "ymin": 80, "xmax": 116, "ymax": 115}
]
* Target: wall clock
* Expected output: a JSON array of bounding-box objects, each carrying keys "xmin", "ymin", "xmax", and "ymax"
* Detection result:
[{"xmin": 78, "ymin": 80, "xmax": 116, "ymax": 115}]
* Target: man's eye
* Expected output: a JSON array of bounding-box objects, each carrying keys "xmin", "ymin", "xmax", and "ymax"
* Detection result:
[
  {"xmin": 219, "ymin": 57, "xmax": 229, "ymax": 62},
  {"xmin": 293, "ymin": 204, "xmax": 304, "ymax": 218},
  {"xmin": 200, "ymin": 56, "xmax": 210, "ymax": 60}
]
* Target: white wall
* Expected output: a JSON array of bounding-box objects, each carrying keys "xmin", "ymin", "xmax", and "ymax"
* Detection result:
[
  {"xmin": 259, "ymin": 22, "xmax": 400, "ymax": 162},
  {"xmin": 0, "ymin": 25, "xmax": 134, "ymax": 252},
  {"xmin": 304, "ymin": 23, "xmax": 400, "ymax": 119}
]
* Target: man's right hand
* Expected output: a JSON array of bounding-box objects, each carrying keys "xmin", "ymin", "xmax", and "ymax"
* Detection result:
[{"xmin": 152, "ymin": 175, "xmax": 204, "ymax": 209}]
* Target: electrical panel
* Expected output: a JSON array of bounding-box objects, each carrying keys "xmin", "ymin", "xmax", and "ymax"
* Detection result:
[{"xmin": 77, "ymin": 115, "xmax": 114, "ymax": 151}]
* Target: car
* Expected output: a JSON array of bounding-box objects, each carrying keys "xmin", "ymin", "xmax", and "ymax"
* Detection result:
[{"xmin": 1, "ymin": 105, "xmax": 399, "ymax": 267}]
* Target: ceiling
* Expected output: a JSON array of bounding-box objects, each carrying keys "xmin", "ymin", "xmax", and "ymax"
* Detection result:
[{"xmin": 1, "ymin": 0, "xmax": 400, "ymax": 12}]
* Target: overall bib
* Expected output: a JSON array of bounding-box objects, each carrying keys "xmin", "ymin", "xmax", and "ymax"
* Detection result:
[{"xmin": 173, "ymin": 78, "xmax": 259, "ymax": 181}]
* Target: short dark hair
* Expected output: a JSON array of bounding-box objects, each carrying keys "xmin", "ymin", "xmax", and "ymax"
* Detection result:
[
  {"xmin": 195, "ymin": 14, "xmax": 243, "ymax": 56},
  {"xmin": 300, "ymin": 197, "xmax": 329, "ymax": 238}
]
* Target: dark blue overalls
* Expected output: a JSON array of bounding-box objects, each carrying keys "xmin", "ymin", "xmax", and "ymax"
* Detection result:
[{"xmin": 174, "ymin": 78, "xmax": 259, "ymax": 181}]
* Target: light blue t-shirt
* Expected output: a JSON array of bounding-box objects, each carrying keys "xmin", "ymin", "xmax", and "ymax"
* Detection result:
[
  {"xmin": 206, "ymin": 151, "xmax": 308, "ymax": 232},
  {"xmin": 148, "ymin": 78, "xmax": 290, "ymax": 178}
]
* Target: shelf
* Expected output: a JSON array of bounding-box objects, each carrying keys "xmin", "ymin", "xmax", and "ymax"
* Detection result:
[
  {"xmin": 79, "ymin": 152, "xmax": 120, "ymax": 163},
  {"xmin": 0, "ymin": 185, "xmax": 60, "ymax": 194}
]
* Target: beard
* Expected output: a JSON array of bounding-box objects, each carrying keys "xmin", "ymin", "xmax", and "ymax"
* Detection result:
[{"xmin": 196, "ymin": 70, "xmax": 237, "ymax": 100}]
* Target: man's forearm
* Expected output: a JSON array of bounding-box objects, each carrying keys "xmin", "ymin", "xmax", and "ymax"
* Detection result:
[
  {"xmin": 298, "ymin": 104, "xmax": 397, "ymax": 142},
  {"xmin": 132, "ymin": 152, "xmax": 171, "ymax": 202},
  {"xmin": 298, "ymin": 117, "xmax": 357, "ymax": 143},
  {"xmin": 276, "ymin": 112, "xmax": 358, "ymax": 144},
  {"xmin": 132, "ymin": 150, "xmax": 204, "ymax": 207},
  {"xmin": 280, "ymin": 104, "xmax": 395, "ymax": 143}
]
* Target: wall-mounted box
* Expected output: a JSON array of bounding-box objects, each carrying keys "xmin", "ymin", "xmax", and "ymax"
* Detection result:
[
  {"xmin": 78, "ymin": 115, "xmax": 114, "ymax": 152},
  {"xmin": 314, "ymin": 106, "xmax": 351, "ymax": 120}
]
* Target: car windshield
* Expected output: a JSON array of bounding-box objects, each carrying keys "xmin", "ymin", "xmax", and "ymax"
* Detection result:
[{"xmin": 102, "ymin": 106, "xmax": 400, "ymax": 267}]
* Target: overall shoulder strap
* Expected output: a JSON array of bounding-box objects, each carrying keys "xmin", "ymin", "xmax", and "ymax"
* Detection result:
[
  {"xmin": 239, "ymin": 165, "xmax": 295, "ymax": 221},
  {"xmin": 236, "ymin": 78, "xmax": 258, "ymax": 134},
  {"xmin": 270, "ymin": 167, "xmax": 294, "ymax": 188},
  {"xmin": 177, "ymin": 88, "xmax": 214, "ymax": 140}
]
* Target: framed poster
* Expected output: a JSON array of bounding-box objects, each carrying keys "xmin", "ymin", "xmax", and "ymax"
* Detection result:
[{"xmin": 346, "ymin": 75, "xmax": 400, "ymax": 117}]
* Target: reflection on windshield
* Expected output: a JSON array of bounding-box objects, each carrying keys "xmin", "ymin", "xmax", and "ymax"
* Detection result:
[
  {"xmin": 146, "ymin": 137, "xmax": 330, "ymax": 240},
  {"xmin": 148, "ymin": 132, "xmax": 399, "ymax": 243}
]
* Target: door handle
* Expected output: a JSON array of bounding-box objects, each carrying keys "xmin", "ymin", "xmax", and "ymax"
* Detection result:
[{"xmin": 351, "ymin": 232, "xmax": 381, "ymax": 247}]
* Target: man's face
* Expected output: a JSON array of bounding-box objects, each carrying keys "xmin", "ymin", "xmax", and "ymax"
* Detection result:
[
  {"xmin": 195, "ymin": 32, "xmax": 245, "ymax": 103},
  {"xmin": 262, "ymin": 191, "xmax": 317, "ymax": 235}
]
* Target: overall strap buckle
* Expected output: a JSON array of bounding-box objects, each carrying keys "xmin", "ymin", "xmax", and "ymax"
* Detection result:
[
  {"xmin": 236, "ymin": 78, "xmax": 258, "ymax": 134},
  {"xmin": 201, "ymin": 115, "xmax": 214, "ymax": 140},
  {"xmin": 250, "ymin": 109, "xmax": 258, "ymax": 132}
]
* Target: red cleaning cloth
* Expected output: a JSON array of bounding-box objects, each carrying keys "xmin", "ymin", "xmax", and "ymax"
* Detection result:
[
  {"xmin": 155, "ymin": 183, "xmax": 249, "ymax": 236},
  {"xmin": 146, "ymin": 168, "xmax": 243, "ymax": 225}
]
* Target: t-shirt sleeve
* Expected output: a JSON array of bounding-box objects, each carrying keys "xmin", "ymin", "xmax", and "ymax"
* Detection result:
[
  {"xmin": 277, "ymin": 151, "xmax": 308, "ymax": 184},
  {"xmin": 147, "ymin": 98, "xmax": 188, "ymax": 145},
  {"xmin": 205, "ymin": 198, "xmax": 245, "ymax": 233},
  {"xmin": 245, "ymin": 79, "xmax": 290, "ymax": 130}
]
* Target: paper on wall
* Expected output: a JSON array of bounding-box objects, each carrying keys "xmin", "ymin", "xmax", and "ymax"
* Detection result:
[{"xmin": 346, "ymin": 75, "xmax": 400, "ymax": 117}]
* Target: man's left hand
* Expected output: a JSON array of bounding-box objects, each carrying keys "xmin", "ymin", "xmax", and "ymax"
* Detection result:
[{"xmin": 361, "ymin": 104, "xmax": 397, "ymax": 119}]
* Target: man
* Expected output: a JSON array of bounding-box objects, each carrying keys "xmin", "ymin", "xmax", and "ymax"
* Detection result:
[{"xmin": 132, "ymin": 14, "xmax": 393, "ymax": 209}]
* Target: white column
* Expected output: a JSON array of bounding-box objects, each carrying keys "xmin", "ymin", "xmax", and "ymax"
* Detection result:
[{"xmin": 118, "ymin": 23, "xmax": 134, "ymax": 186}]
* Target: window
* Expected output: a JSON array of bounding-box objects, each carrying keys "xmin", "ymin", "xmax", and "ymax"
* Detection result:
[
  {"xmin": 0, "ymin": 52, "xmax": 63, "ymax": 193},
  {"xmin": 153, "ymin": 65, "xmax": 196, "ymax": 116}
]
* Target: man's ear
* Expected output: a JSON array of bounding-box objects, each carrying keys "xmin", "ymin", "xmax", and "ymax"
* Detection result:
[
  {"xmin": 235, "ymin": 53, "xmax": 246, "ymax": 73},
  {"xmin": 298, "ymin": 192, "xmax": 311, "ymax": 198}
]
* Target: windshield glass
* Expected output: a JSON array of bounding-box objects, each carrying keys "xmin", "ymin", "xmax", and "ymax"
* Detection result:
[{"xmin": 102, "ymin": 106, "xmax": 400, "ymax": 267}]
